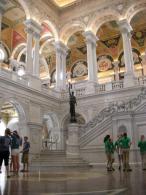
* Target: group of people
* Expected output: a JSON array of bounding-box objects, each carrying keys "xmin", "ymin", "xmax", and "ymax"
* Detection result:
[
  {"xmin": 0, "ymin": 128, "xmax": 30, "ymax": 178},
  {"xmin": 104, "ymin": 132, "xmax": 146, "ymax": 172}
]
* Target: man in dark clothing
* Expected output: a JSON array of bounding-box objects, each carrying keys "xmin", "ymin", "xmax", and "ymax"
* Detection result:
[{"xmin": 0, "ymin": 128, "xmax": 11, "ymax": 178}]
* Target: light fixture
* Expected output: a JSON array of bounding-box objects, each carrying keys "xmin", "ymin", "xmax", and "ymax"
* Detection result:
[{"xmin": 17, "ymin": 64, "xmax": 25, "ymax": 76}]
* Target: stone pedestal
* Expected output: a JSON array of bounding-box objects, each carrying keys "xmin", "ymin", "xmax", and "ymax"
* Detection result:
[
  {"xmin": 86, "ymin": 81, "xmax": 97, "ymax": 95},
  {"xmin": 25, "ymin": 74, "xmax": 42, "ymax": 91},
  {"xmin": 124, "ymin": 72, "xmax": 136, "ymax": 87},
  {"xmin": 27, "ymin": 122, "xmax": 43, "ymax": 160},
  {"xmin": 66, "ymin": 123, "xmax": 80, "ymax": 158}
]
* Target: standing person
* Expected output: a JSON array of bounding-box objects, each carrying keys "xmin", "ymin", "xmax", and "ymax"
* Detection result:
[
  {"xmin": 138, "ymin": 135, "xmax": 146, "ymax": 170},
  {"xmin": 21, "ymin": 136, "xmax": 30, "ymax": 172},
  {"xmin": 104, "ymin": 135, "xmax": 110, "ymax": 171},
  {"xmin": 11, "ymin": 130, "xmax": 22, "ymax": 175},
  {"xmin": 120, "ymin": 132, "xmax": 132, "ymax": 172},
  {"xmin": 104, "ymin": 135, "xmax": 115, "ymax": 171},
  {"xmin": 115, "ymin": 134, "xmax": 123, "ymax": 170},
  {"xmin": 0, "ymin": 128, "xmax": 11, "ymax": 178}
]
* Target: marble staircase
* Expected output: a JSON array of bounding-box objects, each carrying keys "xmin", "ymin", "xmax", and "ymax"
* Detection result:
[{"xmin": 30, "ymin": 150, "xmax": 90, "ymax": 170}]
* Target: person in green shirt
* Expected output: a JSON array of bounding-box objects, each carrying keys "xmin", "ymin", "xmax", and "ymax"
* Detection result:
[
  {"xmin": 115, "ymin": 134, "xmax": 123, "ymax": 170},
  {"xmin": 104, "ymin": 135, "xmax": 115, "ymax": 171},
  {"xmin": 138, "ymin": 135, "xmax": 146, "ymax": 170},
  {"xmin": 120, "ymin": 132, "xmax": 132, "ymax": 172}
]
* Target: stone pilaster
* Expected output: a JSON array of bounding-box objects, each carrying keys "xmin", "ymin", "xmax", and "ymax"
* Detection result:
[{"xmin": 118, "ymin": 19, "xmax": 135, "ymax": 87}]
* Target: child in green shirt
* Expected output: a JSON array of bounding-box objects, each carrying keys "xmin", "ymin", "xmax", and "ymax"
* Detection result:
[{"xmin": 138, "ymin": 135, "xmax": 146, "ymax": 170}]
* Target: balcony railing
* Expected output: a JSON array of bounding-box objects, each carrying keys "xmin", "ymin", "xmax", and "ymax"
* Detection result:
[{"xmin": 1, "ymin": 66, "xmax": 146, "ymax": 100}]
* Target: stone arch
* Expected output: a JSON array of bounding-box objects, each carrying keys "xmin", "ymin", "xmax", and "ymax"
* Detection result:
[
  {"xmin": 87, "ymin": 9, "xmax": 121, "ymax": 35},
  {"xmin": 118, "ymin": 125, "xmax": 127, "ymax": 135},
  {"xmin": 17, "ymin": 0, "xmax": 30, "ymax": 19},
  {"xmin": 42, "ymin": 20, "xmax": 59, "ymax": 41},
  {"xmin": 40, "ymin": 38, "xmax": 54, "ymax": 54},
  {"xmin": 60, "ymin": 20, "xmax": 86, "ymax": 45},
  {"xmin": 11, "ymin": 43, "xmax": 26, "ymax": 59},
  {"xmin": 43, "ymin": 112, "xmax": 61, "ymax": 149},
  {"xmin": 0, "ymin": 97, "xmax": 28, "ymax": 137},
  {"xmin": 125, "ymin": 1, "xmax": 146, "ymax": 24}
]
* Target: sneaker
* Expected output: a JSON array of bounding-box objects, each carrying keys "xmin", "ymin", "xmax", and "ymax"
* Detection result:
[
  {"xmin": 20, "ymin": 170, "xmax": 25, "ymax": 172},
  {"xmin": 7, "ymin": 175, "xmax": 11, "ymax": 178}
]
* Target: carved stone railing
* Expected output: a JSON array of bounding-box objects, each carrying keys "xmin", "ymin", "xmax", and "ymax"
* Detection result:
[
  {"xmin": 0, "ymin": 67, "xmax": 29, "ymax": 86},
  {"xmin": 112, "ymin": 80, "xmax": 124, "ymax": 90},
  {"xmin": 79, "ymin": 87, "xmax": 146, "ymax": 137},
  {"xmin": 79, "ymin": 117, "xmax": 112, "ymax": 147},
  {"xmin": 137, "ymin": 76, "xmax": 146, "ymax": 86}
]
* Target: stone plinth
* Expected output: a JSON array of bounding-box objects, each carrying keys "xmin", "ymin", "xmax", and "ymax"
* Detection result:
[{"xmin": 66, "ymin": 123, "xmax": 80, "ymax": 158}]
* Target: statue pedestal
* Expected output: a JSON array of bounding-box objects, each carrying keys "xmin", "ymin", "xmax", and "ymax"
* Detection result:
[{"xmin": 66, "ymin": 123, "xmax": 80, "ymax": 158}]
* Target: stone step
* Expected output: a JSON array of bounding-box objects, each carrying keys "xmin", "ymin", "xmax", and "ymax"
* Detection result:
[{"xmin": 30, "ymin": 150, "xmax": 89, "ymax": 169}]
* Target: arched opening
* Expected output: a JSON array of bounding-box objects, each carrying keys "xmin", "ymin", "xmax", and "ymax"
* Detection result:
[
  {"xmin": 129, "ymin": 9, "xmax": 146, "ymax": 78},
  {"xmin": 40, "ymin": 22, "xmax": 56, "ymax": 88},
  {"xmin": 1, "ymin": 1, "xmax": 27, "ymax": 74},
  {"xmin": 96, "ymin": 20, "xmax": 121, "ymax": 83},
  {"xmin": 0, "ymin": 101, "xmax": 27, "ymax": 137},
  {"xmin": 118, "ymin": 125, "xmax": 127, "ymax": 135},
  {"xmin": 42, "ymin": 112, "xmax": 60, "ymax": 150}
]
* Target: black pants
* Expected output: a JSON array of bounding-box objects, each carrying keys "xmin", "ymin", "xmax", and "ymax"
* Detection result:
[{"xmin": 0, "ymin": 151, "xmax": 10, "ymax": 167}]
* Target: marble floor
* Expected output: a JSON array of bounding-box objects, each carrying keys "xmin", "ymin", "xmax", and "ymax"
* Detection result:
[{"xmin": 0, "ymin": 165, "xmax": 146, "ymax": 195}]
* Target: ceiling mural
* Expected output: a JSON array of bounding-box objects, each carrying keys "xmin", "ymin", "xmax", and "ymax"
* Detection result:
[
  {"xmin": 51, "ymin": 0, "xmax": 77, "ymax": 7},
  {"xmin": 0, "ymin": 2, "xmax": 146, "ymax": 83}
]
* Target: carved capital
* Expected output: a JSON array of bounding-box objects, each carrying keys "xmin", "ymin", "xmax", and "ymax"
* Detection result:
[
  {"xmin": 118, "ymin": 19, "xmax": 133, "ymax": 35},
  {"xmin": 84, "ymin": 31, "xmax": 98, "ymax": 47}
]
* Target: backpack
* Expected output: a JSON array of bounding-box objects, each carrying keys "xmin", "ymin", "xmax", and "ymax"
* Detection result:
[{"xmin": 0, "ymin": 136, "xmax": 11, "ymax": 150}]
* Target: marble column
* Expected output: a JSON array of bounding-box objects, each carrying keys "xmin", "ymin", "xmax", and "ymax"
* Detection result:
[
  {"xmin": 113, "ymin": 60, "xmax": 119, "ymax": 81},
  {"xmin": 24, "ymin": 19, "xmax": 42, "ymax": 77},
  {"xmin": 141, "ymin": 54, "xmax": 146, "ymax": 76},
  {"xmin": 24, "ymin": 25, "xmax": 33, "ymax": 75},
  {"xmin": 55, "ymin": 41, "xmax": 68, "ymax": 90},
  {"xmin": 84, "ymin": 31, "xmax": 98, "ymax": 82},
  {"xmin": 84, "ymin": 31, "xmax": 98, "ymax": 94},
  {"xmin": 33, "ymin": 32, "xmax": 41, "ymax": 77},
  {"xmin": 118, "ymin": 19, "xmax": 135, "ymax": 86}
]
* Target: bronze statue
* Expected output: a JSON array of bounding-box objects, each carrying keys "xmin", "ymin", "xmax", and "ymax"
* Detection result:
[{"xmin": 69, "ymin": 83, "xmax": 77, "ymax": 123}]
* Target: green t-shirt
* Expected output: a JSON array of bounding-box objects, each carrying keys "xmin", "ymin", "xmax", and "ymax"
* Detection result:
[
  {"xmin": 138, "ymin": 141, "xmax": 146, "ymax": 153},
  {"xmin": 105, "ymin": 140, "xmax": 115, "ymax": 153},
  {"xmin": 120, "ymin": 137, "xmax": 131, "ymax": 149}
]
